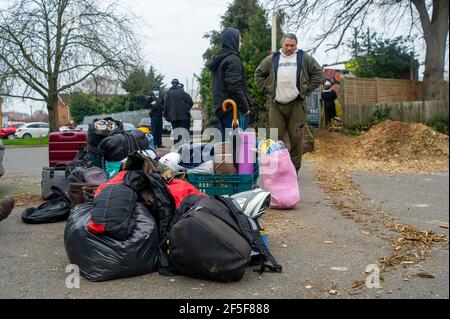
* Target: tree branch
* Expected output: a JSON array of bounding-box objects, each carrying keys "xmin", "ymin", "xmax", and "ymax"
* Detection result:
[
  {"xmin": 412, "ymin": 0, "xmax": 431, "ymax": 35},
  {"xmin": 0, "ymin": 93, "xmax": 46, "ymax": 102}
]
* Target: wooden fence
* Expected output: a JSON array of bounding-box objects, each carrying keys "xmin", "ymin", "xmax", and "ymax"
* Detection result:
[
  {"xmin": 340, "ymin": 77, "xmax": 449, "ymax": 105},
  {"xmin": 342, "ymin": 100, "xmax": 449, "ymax": 126}
]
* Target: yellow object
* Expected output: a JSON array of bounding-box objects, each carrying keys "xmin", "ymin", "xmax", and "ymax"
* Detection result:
[
  {"xmin": 334, "ymin": 99, "xmax": 342, "ymax": 118},
  {"xmin": 222, "ymin": 99, "xmax": 238, "ymax": 129},
  {"xmin": 258, "ymin": 139, "xmax": 277, "ymax": 156},
  {"xmin": 137, "ymin": 127, "xmax": 150, "ymax": 134}
]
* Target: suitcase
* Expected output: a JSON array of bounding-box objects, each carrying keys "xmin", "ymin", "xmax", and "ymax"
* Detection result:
[
  {"xmin": 41, "ymin": 166, "xmax": 71, "ymax": 200},
  {"xmin": 49, "ymin": 131, "xmax": 87, "ymax": 167}
]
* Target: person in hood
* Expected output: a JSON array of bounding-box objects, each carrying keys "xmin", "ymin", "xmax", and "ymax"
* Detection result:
[
  {"xmin": 255, "ymin": 33, "xmax": 323, "ymax": 174},
  {"xmin": 164, "ymin": 79, "xmax": 194, "ymax": 145},
  {"xmin": 321, "ymin": 80, "xmax": 338, "ymax": 127},
  {"xmin": 206, "ymin": 27, "xmax": 253, "ymax": 141}
]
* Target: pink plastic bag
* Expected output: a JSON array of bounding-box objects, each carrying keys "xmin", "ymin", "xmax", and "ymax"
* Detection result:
[{"xmin": 260, "ymin": 149, "xmax": 300, "ymax": 209}]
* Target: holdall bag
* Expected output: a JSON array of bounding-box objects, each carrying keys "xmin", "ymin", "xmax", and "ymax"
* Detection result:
[
  {"xmin": 41, "ymin": 165, "xmax": 71, "ymax": 200},
  {"xmin": 260, "ymin": 147, "xmax": 300, "ymax": 209},
  {"xmin": 168, "ymin": 195, "xmax": 282, "ymax": 282}
]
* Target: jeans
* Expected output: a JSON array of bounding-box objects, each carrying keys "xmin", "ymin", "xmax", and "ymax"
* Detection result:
[{"xmin": 151, "ymin": 116, "xmax": 163, "ymax": 147}]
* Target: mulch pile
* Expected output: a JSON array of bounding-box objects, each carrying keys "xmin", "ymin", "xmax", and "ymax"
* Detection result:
[
  {"xmin": 305, "ymin": 120, "xmax": 449, "ymax": 173},
  {"xmin": 358, "ymin": 120, "xmax": 449, "ymax": 162}
]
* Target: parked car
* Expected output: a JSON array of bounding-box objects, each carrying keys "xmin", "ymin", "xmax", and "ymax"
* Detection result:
[
  {"xmin": 0, "ymin": 138, "xmax": 5, "ymax": 177},
  {"xmin": 138, "ymin": 118, "xmax": 172, "ymax": 133},
  {"xmin": 75, "ymin": 124, "xmax": 89, "ymax": 131},
  {"xmin": 0, "ymin": 123, "xmax": 24, "ymax": 140},
  {"xmin": 15, "ymin": 122, "xmax": 49, "ymax": 139}
]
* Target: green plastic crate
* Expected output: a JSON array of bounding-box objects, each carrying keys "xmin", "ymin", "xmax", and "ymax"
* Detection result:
[{"xmin": 188, "ymin": 173, "xmax": 257, "ymax": 196}]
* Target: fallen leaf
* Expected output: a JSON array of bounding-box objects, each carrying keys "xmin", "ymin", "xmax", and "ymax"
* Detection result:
[{"xmin": 352, "ymin": 280, "xmax": 365, "ymax": 289}]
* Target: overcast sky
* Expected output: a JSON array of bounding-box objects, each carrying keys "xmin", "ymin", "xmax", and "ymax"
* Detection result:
[{"xmin": 4, "ymin": 0, "xmax": 447, "ymax": 115}]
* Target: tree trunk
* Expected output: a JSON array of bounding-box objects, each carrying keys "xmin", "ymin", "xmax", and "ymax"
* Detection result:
[
  {"xmin": 423, "ymin": 31, "xmax": 448, "ymax": 100},
  {"xmin": 47, "ymin": 93, "xmax": 59, "ymax": 132},
  {"xmin": 421, "ymin": 0, "xmax": 449, "ymax": 100}
]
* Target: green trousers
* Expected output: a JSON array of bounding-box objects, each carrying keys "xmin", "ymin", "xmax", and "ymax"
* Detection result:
[{"xmin": 269, "ymin": 97, "xmax": 305, "ymax": 170}]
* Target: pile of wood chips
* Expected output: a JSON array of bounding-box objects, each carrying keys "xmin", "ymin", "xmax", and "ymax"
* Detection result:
[
  {"xmin": 305, "ymin": 120, "xmax": 449, "ymax": 173},
  {"xmin": 358, "ymin": 120, "xmax": 449, "ymax": 162}
]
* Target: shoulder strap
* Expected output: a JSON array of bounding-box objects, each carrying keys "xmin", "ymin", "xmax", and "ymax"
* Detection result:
[
  {"xmin": 272, "ymin": 51, "xmax": 281, "ymax": 80},
  {"xmin": 296, "ymin": 50, "xmax": 304, "ymax": 90},
  {"xmin": 251, "ymin": 231, "xmax": 283, "ymax": 274}
]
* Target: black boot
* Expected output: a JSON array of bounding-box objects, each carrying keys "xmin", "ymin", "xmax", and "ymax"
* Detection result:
[{"xmin": 0, "ymin": 196, "xmax": 14, "ymax": 222}]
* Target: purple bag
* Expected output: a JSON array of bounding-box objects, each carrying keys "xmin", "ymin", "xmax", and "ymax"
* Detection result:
[{"xmin": 260, "ymin": 149, "xmax": 300, "ymax": 209}]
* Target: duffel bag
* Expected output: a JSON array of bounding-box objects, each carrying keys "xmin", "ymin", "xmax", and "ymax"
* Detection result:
[{"xmin": 168, "ymin": 196, "xmax": 282, "ymax": 282}]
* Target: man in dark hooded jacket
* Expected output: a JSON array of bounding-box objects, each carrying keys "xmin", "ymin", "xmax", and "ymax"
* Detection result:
[
  {"xmin": 164, "ymin": 79, "xmax": 194, "ymax": 145},
  {"xmin": 206, "ymin": 27, "xmax": 252, "ymax": 141}
]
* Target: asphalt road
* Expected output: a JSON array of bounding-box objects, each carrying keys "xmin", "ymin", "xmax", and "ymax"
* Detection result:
[
  {"xmin": 0, "ymin": 146, "xmax": 48, "ymax": 196},
  {"xmin": 0, "ymin": 147, "xmax": 448, "ymax": 299}
]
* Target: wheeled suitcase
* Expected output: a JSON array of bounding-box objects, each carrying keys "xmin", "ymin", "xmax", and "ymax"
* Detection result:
[{"xmin": 49, "ymin": 131, "xmax": 87, "ymax": 167}]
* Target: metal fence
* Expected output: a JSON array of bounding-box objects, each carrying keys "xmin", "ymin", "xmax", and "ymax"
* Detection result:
[{"xmin": 83, "ymin": 109, "xmax": 203, "ymax": 131}]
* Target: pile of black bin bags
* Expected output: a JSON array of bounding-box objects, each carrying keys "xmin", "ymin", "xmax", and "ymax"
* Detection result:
[
  {"xmin": 64, "ymin": 170, "xmax": 178, "ymax": 281},
  {"xmin": 65, "ymin": 202, "xmax": 160, "ymax": 282}
]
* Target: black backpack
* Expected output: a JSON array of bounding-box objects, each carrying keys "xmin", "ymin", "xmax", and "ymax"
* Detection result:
[{"xmin": 168, "ymin": 196, "xmax": 282, "ymax": 282}]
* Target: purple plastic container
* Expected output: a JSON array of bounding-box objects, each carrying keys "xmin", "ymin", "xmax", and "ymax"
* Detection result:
[{"xmin": 238, "ymin": 132, "xmax": 256, "ymax": 174}]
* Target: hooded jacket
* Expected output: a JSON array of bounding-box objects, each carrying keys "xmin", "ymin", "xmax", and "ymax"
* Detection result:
[
  {"xmin": 206, "ymin": 28, "xmax": 252, "ymax": 117},
  {"xmin": 164, "ymin": 86, "xmax": 193, "ymax": 122}
]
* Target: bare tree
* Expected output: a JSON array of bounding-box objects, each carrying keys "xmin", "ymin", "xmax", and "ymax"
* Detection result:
[
  {"xmin": 268, "ymin": 0, "xmax": 449, "ymax": 100},
  {"xmin": 0, "ymin": 0, "xmax": 140, "ymax": 131}
]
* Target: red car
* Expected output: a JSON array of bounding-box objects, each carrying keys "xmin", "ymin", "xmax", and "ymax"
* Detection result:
[{"xmin": 0, "ymin": 124, "xmax": 24, "ymax": 140}]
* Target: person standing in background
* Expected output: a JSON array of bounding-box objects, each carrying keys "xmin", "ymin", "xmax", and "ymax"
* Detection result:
[{"xmin": 146, "ymin": 86, "xmax": 164, "ymax": 148}]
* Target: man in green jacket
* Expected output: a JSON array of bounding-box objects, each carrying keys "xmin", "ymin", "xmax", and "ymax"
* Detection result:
[{"xmin": 255, "ymin": 34, "xmax": 323, "ymax": 173}]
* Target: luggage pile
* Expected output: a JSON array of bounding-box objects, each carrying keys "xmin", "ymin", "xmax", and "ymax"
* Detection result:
[{"xmin": 24, "ymin": 117, "xmax": 282, "ymax": 283}]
